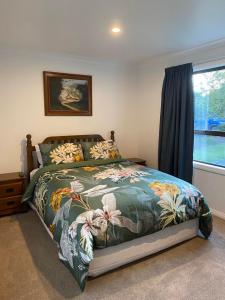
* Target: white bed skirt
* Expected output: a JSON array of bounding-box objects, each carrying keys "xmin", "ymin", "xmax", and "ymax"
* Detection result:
[{"xmin": 29, "ymin": 202, "xmax": 199, "ymax": 277}]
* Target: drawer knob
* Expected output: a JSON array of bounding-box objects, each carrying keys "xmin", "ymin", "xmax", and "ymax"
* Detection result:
[{"xmin": 6, "ymin": 188, "xmax": 14, "ymax": 193}]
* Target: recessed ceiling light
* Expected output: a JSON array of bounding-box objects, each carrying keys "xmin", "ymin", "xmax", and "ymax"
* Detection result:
[{"xmin": 112, "ymin": 27, "xmax": 121, "ymax": 33}]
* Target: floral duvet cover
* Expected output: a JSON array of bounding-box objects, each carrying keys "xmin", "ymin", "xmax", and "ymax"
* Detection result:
[{"xmin": 23, "ymin": 159, "xmax": 212, "ymax": 291}]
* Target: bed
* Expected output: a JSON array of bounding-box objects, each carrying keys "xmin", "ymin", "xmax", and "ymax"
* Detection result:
[{"xmin": 23, "ymin": 131, "xmax": 212, "ymax": 291}]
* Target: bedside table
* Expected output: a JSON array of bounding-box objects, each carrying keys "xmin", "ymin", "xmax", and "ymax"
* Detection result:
[
  {"xmin": 0, "ymin": 172, "xmax": 28, "ymax": 217},
  {"xmin": 127, "ymin": 158, "xmax": 147, "ymax": 166}
]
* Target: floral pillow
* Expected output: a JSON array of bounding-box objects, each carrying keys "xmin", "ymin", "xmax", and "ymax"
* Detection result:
[
  {"xmin": 37, "ymin": 143, "xmax": 84, "ymax": 166},
  {"xmin": 82, "ymin": 140, "xmax": 121, "ymax": 160}
]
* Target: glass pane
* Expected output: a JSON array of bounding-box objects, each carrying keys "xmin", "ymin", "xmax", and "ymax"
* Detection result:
[
  {"xmin": 193, "ymin": 69, "xmax": 225, "ymax": 132},
  {"xmin": 194, "ymin": 134, "xmax": 225, "ymax": 167}
]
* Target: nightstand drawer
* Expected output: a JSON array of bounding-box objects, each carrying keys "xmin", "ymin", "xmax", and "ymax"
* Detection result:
[
  {"xmin": 0, "ymin": 195, "xmax": 22, "ymax": 211},
  {"xmin": 0, "ymin": 181, "xmax": 23, "ymax": 198}
]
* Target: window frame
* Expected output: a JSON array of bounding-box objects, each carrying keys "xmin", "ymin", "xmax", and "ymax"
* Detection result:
[{"xmin": 193, "ymin": 65, "xmax": 225, "ymax": 168}]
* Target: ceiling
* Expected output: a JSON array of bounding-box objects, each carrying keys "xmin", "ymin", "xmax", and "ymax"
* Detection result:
[{"xmin": 1, "ymin": 0, "xmax": 225, "ymax": 63}]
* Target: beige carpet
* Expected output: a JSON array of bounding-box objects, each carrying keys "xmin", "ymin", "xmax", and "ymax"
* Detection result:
[{"xmin": 0, "ymin": 211, "xmax": 225, "ymax": 300}]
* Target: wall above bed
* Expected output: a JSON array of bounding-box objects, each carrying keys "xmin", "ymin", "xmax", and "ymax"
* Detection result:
[{"xmin": 0, "ymin": 49, "xmax": 139, "ymax": 173}]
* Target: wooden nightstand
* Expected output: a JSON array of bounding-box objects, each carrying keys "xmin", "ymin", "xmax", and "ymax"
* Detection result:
[
  {"xmin": 0, "ymin": 172, "xmax": 28, "ymax": 217},
  {"xmin": 127, "ymin": 158, "xmax": 147, "ymax": 166}
]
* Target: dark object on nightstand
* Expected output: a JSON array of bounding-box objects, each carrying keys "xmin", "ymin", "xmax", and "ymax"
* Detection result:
[
  {"xmin": 127, "ymin": 158, "xmax": 147, "ymax": 166},
  {"xmin": 0, "ymin": 172, "xmax": 28, "ymax": 216}
]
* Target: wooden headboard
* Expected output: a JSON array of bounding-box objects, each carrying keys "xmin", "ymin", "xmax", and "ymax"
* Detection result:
[{"xmin": 26, "ymin": 131, "xmax": 115, "ymax": 176}]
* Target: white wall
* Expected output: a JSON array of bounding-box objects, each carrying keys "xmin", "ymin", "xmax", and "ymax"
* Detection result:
[
  {"xmin": 0, "ymin": 49, "xmax": 138, "ymax": 173},
  {"xmin": 193, "ymin": 166, "xmax": 225, "ymax": 217},
  {"xmin": 136, "ymin": 41, "xmax": 225, "ymax": 215}
]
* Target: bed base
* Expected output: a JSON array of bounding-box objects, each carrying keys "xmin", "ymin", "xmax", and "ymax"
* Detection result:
[
  {"xmin": 29, "ymin": 202, "xmax": 198, "ymax": 277},
  {"xmin": 89, "ymin": 218, "xmax": 198, "ymax": 276}
]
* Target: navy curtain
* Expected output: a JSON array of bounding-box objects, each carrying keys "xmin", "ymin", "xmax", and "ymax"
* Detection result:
[{"xmin": 158, "ymin": 63, "xmax": 194, "ymax": 183}]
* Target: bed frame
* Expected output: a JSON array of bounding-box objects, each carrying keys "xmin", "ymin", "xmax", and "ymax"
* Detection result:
[{"xmin": 26, "ymin": 130, "xmax": 115, "ymax": 176}]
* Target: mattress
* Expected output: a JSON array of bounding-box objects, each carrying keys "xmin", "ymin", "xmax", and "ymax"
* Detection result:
[{"xmin": 29, "ymin": 202, "xmax": 198, "ymax": 277}]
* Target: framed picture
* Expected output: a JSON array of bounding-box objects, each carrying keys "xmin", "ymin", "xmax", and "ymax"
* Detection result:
[{"xmin": 43, "ymin": 71, "xmax": 92, "ymax": 116}]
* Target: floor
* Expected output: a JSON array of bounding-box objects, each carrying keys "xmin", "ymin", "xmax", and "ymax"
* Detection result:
[{"xmin": 0, "ymin": 211, "xmax": 225, "ymax": 300}]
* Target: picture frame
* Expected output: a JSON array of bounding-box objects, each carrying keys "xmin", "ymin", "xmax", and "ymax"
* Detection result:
[{"xmin": 43, "ymin": 71, "xmax": 92, "ymax": 116}]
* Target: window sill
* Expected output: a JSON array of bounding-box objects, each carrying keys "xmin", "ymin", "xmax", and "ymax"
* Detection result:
[{"xmin": 193, "ymin": 161, "xmax": 225, "ymax": 176}]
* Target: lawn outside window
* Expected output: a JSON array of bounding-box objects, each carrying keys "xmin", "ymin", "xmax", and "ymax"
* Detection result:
[{"xmin": 193, "ymin": 66, "xmax": 225, "ymax": 169}]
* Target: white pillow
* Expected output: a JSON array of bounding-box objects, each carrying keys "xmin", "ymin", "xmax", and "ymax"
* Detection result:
[
  {"xmin": 35, "ymin": 144, "xmax": 43, "ymax": 167},
  {"xmin": 30, "ymin": 168, "xmax": 39, "ymax": 180}
]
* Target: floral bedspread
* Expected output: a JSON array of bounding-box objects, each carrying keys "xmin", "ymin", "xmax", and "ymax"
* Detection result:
[{"xmin": 23, "ymin": 159, "xmax": 212, "ymax": 291}]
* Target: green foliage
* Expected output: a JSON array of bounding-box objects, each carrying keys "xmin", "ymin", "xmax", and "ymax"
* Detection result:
[
  {"xmin": 208, "ymin": 84, "xmax": 225, "ymax": 118},
  {"xmin": 217, "ymin": 124, "xmax": 225, "ymax": 131},
  {"xmin": 194, "ymin": 70, "xmax": 225, "ymax": 120}
]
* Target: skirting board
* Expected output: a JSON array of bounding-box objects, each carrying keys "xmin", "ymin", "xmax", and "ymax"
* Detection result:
[{"xmin": 211, "ymin": 208, "xmax": 225, "ymax": 220}]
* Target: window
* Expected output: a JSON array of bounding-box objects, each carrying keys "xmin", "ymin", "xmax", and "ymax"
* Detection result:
[{"xmin": 193, "ymin": 66, "xmax": 225, "ymax": 168}]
